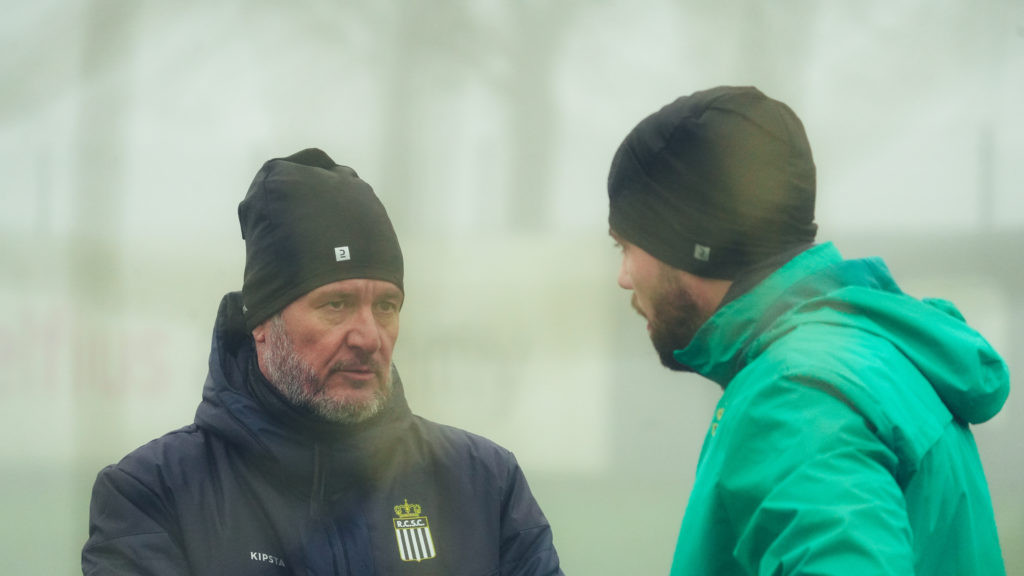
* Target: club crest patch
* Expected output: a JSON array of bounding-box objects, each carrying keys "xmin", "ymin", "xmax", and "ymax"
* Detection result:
[{"xmin": 393, "ymin": 499, "xmax": 436, "ymax": 562}]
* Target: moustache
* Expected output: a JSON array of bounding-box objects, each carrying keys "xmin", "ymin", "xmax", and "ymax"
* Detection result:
[{"xmin": 328, "ymin": 354, "xmax": 382, "ymax": 374}]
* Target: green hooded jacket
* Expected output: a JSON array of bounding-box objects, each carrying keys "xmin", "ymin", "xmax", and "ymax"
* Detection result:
[{"xmin": 669, "ymin": 242, "xmax": 1009, "ymax": 575}]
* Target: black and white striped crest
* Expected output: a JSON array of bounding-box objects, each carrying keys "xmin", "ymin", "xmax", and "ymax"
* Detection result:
[{"xmin": 393, "ymin": 500, "xmax": 436, "ymax": 562}]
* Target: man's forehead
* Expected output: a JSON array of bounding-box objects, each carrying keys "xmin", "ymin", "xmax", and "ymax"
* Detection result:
[{"xmin": 308, "ymin": 278, "xmax": 403, "ymax": 298}]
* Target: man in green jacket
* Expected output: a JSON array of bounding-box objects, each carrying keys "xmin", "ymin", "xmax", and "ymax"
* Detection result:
[{"xmin": 607, "ymin": 86, "xmax": 1009, "ymax": 575}]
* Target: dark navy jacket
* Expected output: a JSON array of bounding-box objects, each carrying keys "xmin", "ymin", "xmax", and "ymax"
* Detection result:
[{"xmin": 83, "ymin": 292, "xmax": 563, "ymax": 576}]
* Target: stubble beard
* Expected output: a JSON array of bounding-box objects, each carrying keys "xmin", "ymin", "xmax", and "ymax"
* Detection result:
[{"xmin": 261, "ymin": 315, "xmax": 393, "ymax": 424}]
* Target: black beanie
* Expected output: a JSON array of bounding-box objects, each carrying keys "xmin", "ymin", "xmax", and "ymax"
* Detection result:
[
  {"xmin": 607, "ymin": 86, "xmax": 817, "ymax": 279},
  {"xmin": 238, "ymin": 148, "xmax": 404, "ymax": 330}
]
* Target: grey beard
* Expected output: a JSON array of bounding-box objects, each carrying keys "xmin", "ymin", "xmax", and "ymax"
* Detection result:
[{"xmin": 262, "ymin": 315, "xmax": 393, "ymax": 424}]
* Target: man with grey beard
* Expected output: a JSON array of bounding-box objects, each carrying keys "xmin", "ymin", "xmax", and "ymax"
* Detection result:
[{"xmin": 83, "ymin": 148, "xmax": 563, "ymax": 576}]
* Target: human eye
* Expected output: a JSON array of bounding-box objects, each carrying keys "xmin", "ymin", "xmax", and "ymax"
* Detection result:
[
  {"xmin": 375, "ymin": 300, "xmax": 398, "ymax": 314},
  {"xmin": 324, "ymin": 299, "xmax": 347, "ymax": 310}
]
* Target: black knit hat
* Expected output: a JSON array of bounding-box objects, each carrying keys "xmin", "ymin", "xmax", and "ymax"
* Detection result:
[
  {"xmin": 238, "ymin": 148, "xmax": 403, "ymax": 330},
  {"xmin": 608, "ymin": 86, "xmax": 817, "ymax": 279}
]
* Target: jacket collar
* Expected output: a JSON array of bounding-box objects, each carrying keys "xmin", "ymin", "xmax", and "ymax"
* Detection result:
[{"xmin": 673, "ymin": 242, "xmax": 855, "ymax": 386}]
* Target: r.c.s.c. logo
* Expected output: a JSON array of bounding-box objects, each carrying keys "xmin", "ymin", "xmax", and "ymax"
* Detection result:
[{"xmin": 393, "ymin": 499, "xmax": 436, "ymax": 562}]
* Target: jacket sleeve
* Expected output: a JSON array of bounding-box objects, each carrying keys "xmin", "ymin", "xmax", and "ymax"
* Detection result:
[
  {"xmin": 82, "ymin": 464, "xmax": 190, "ymax": 576},
  {"xmin": 497, "ymin": 454, "xmax": 565, "ymax": 576},
  {"xmin": 722, "ymin": 375, "xmax": 914, "ymax": 575}
]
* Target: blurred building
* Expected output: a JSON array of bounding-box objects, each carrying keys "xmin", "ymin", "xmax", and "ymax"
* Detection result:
[{"xmin": 1, "ymin": 1, "xmax": 1021, "ymax": 573}]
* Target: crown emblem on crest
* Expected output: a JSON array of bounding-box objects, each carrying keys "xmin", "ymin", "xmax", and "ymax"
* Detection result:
[{"xmin": 394, "ymin": 499, "xmax": 422, "ymax": 518}]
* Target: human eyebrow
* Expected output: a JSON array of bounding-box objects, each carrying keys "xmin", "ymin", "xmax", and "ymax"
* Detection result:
[
  {"xmin": 609, "ymin": 231, "xmax": 625, "ymax": 250},
  {"xmin": 377, "ymin": 289, "xmax": 404, "ymax": 309},
  {"xmin": 312, "ymin": 289, "xmax": 355, "ymax": 307}
]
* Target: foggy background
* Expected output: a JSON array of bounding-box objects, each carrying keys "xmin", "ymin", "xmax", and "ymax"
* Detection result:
[{"xmin": 2, "ymin": 0, "xmax": 1022, "ymax": 573}]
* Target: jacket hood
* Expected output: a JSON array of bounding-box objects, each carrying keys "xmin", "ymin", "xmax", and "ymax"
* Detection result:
[
  {"xmin": 194, "ymin": 291, "xmax": 414, "ymax": 493},
  {"xmin": 676, "ymin": 243, "xmax": 1010, "ymax": 424}
]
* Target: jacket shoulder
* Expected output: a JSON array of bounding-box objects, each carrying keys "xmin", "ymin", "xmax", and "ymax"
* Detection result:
[
  {"xmin": 113, "ymin": 423, "xmax": 209, "ymax": 465},
  {"xmin": 99, "ymin": 424, "xmax": 216, "ymax": 494},
  {"xmin": 405, "ymin": 416, "xmax": 527, "ymax": 491},
  {"xmin": 746, "ymin": 322, "xmax": 951, "ymax": 469},
  {"xmin": 410, "ymin": 416, "xmax": 516, "ymax": 461}
]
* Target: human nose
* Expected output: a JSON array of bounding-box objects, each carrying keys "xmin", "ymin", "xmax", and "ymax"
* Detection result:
[
  {"xmin": 344, "ymin": 306, "xmax": 382, "ymax": 352},
  {"xmin": 617, "ymin": 257, "xmax": 633, "ymax": 290}
]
